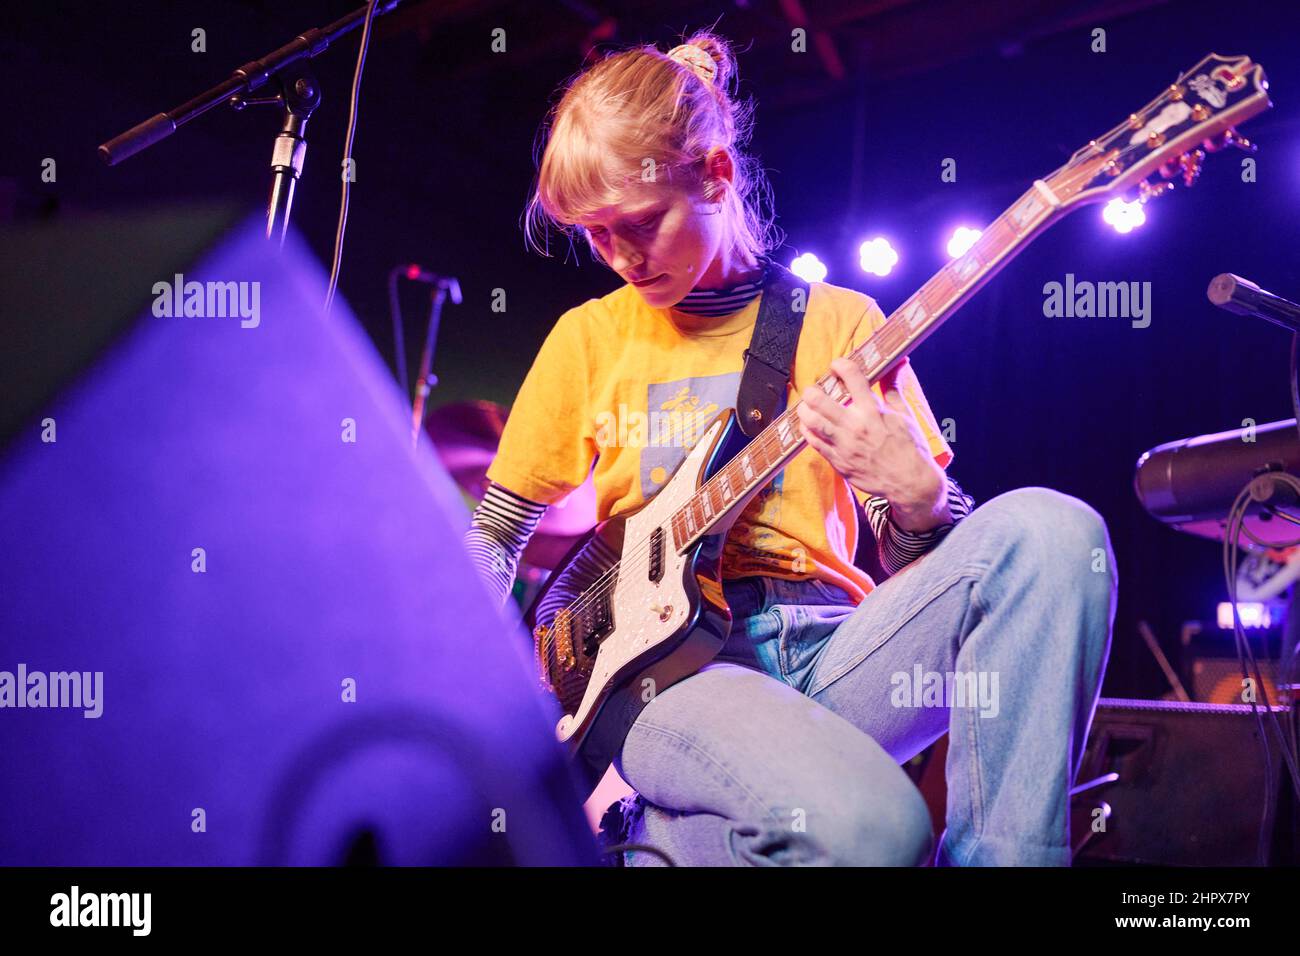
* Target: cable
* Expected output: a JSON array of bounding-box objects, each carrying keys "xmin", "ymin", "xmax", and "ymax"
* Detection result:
[
  {"xmin": 324, "ymin": 0, "xmax": 381, "ymax": 313},
  {"xmin": 1222, "ymin": 472, "xmax": 1300, "ymax": 863},
  {"xmin": 1291, "ymin": 332, "xmax": 1300, "ymax": 446},
  {"xmin": 388, "ymin": 267, "xmax": 410, "ymax": 399},
  {"xmin": 1224, "ymin": 495, "xmax": 1276, "ymax": 865}
]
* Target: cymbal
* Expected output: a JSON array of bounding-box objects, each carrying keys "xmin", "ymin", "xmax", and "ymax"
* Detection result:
[
  {"xmin": 423, "ymin": 399, "xmax": 507, "ymax": 495},
  {"xmin": 424, "ymin": 400, "xmax": 597, "ymax": 569}
]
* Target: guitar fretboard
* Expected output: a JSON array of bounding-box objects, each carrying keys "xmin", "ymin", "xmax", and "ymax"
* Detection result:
[{"xmin": 669, "ymin": 180, "xmax": 1065, "ymax": 552}]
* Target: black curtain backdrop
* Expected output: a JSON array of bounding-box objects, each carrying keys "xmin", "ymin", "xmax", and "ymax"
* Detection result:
[{"xmin": 6, "ymin": 0, "xmax": 1300, "ymax": 697}]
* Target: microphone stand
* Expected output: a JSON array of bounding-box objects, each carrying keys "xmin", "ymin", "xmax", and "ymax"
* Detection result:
[
  {"xmin": 97, "ymin": 0, "xmax": 401, "ymax": 244},
  {"xmin": 230, "ymin": 62, "xmax": 320, "ymax": 245},
  {"xmin": 410, "ymin": 276, "xmax": 463, "ymax": 447}
]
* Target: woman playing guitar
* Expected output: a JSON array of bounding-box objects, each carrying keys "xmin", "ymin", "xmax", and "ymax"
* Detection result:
[{"xmin": 465, "ymin": 30, "xmax": 1115, "ymax": 866}]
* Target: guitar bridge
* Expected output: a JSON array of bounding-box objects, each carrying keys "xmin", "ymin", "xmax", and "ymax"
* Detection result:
[{"xmin": 575, "ymin": 590, "xmax": 614, "ymax": 658}]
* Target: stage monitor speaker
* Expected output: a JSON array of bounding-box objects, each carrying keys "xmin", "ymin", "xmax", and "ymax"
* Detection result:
[
  {"xmin": 1190, "ymin": 658, "xmax": 1282, "ymax": 706},
  {"xmin": 1179, "ymin": 620, "xmax": 1286, "ymax": 705},
  {"xmin": 0, "ymin": 205, "xmax": 597, "ymax": 866},
  {"xmin": 909, "ymin": 697, "xmax": 1296, "ymax": 865},
  {"xmin": 1073, "ymin": 697, "xmax": 1293, "ymax": 866}
]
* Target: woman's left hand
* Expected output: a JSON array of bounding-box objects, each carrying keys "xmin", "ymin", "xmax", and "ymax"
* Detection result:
[{"xmin": 797, "ymin": 357, "xmax": 950, "ymax": 531}]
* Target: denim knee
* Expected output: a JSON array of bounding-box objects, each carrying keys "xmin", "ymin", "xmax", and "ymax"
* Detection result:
[
  {"xmin": 831, "ymin": 772, "xmax": 934, "ymax": 866},
  {"xmin": 974, "ymin": 486, "xmax": 1117, "ymax": 667},
  {"xmin": 980, "ymin": 486, "xmax": 1116, "ymax": 589}
]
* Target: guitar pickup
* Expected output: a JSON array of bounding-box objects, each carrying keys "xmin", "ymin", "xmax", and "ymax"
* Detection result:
[
  {"xmin": 578, "ymin": 588, "xmax": 615, "ymax": 657},
  {"xmin": 648, "ymin": 526, "xmax": 664, "ymax": 583}
]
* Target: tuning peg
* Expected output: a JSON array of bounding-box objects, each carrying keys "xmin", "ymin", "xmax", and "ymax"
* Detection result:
[
  {"xmin": 1138, "ymin": 179, "xmax": 1176, "ymax": 203},
  {"xmin": 1225, "ymin": 128, "xmax": 1256, "ymax": 152},
  {"xmin": 1155, "ymin": 150, "xmax": 1202, "ymax": 182},
  {"xmin": 1179, "ymin": 148, "xmax": 1206, "ymax": 187},
  {"xmin": 1203, "ymin": 128, "xmax": 1257, "ymax": 153}
]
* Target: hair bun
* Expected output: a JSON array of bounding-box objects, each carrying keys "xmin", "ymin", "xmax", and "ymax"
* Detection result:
[
  {"xmin": 686, "ymin": 33, "xmax": 733, "ymax": 88},
  {"xmin": 666, "ymin": 43, "xmax": 719, "ymax": 86}
]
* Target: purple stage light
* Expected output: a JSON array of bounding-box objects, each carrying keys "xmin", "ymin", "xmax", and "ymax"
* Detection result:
[
  {"xmin": 790, "ymin": 252, "xmax": 827, "ymax": 282},
  {"xmin": 858, "ymin": 237, "xmax": 899, "ymax": 277}
]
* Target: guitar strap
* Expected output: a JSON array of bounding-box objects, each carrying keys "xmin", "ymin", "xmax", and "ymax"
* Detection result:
[{"xmin": 735, "ymin": 256, "xmax": 810, "ymax": 440}]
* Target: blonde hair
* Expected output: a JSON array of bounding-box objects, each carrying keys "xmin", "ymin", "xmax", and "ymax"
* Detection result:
[{"xmin": 523, "ymin": 29, "xmax": 780, "ymax": 264}]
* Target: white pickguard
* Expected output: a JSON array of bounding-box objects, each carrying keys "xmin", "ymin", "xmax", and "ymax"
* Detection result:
[{"xmin": 555, "ymin": 415, "xmax": 729, "ymax": 743}]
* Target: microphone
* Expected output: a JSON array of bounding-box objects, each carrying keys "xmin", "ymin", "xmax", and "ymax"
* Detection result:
[
  {"xmin": 401, "ymin": 263, "xmax": 438, "ymax": 283},
  {"xmin": 398, "ymin": 264, "xmax": 462, "ymax": 304},
  {"xmin": 1207, "ymin": 273, "xmax": 1300, "ymax": 334}
]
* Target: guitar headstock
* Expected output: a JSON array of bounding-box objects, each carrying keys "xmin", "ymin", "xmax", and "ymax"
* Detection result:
[{"xmin": 1043, "ymin": 53, "xmax": 1271, "ymax": 209}]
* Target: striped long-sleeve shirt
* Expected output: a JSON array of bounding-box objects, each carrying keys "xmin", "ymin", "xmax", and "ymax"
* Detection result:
[
  {"xmin": 464, "ymin": 476, "xmax": 976, "ymax": 610},
  {"xmin": 864, "ymin": 474, "xmax": 975, "ymax": 574}
]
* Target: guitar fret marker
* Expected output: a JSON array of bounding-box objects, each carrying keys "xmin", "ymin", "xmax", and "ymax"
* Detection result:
[
  {"xmin": 953, "ymin": 252, "xmax": 981, "ymax": 281},
  {"xmin": 1032, "ymin": 179, "xmax": 1061, "ymax": 207},
  {"xmin": 1010, "ymin": 193, "xmax": 1043, "ymax": 229},
  {"xmin": 900, "ymin": 301, "xmax": 928, "ymax": 330}
]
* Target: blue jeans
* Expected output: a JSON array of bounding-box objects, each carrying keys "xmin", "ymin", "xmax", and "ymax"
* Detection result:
[{"xmin": 612, "ymin": 487, "xmax": 1117, "ymax": 866}]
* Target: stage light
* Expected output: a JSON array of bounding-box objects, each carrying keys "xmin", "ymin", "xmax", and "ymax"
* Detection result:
[
  {"xmin": 789, "ymin": 253, "xmax": 828, "ymax": 283},
  {"xmin": 946, "ymin": 226, "xmax": 982, "ymax": 258},
  {"xmin": 1217, "ymin": 601, "xmax": 1273, "ymax": 629},
  {"xmin": 858, "ymin": 237, "xmax": 899, "ymax": 277},
  {"xmin": 1102, "ymin": 198, "xmax": 1146, "ymax": 234}
]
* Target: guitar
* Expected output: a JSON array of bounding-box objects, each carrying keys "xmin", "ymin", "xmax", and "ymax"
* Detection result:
[{"xmin": 526, "ymin": 53, "xmax": 1273, "ymax": 786}]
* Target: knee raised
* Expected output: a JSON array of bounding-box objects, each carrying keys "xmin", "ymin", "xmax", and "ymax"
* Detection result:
[{"xmin": 986, "ymin": 487, "xmax": 1115, "ymax": 582}]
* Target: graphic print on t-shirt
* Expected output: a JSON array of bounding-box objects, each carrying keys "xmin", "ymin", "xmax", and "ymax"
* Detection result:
[
  {"xmin": 484, "ymin": 280, "xmax": 954, "ymax": 603},
  {"xmin": 639, "ymin": 371, "xmax": 739, "ymax": 497},
  {"xmin": 638, "ymin": 371, "xmax": 785, "ymax": 527},
  {"xmin": 631, "ymin": 369, "xmax": 743, "ymax": 496}
]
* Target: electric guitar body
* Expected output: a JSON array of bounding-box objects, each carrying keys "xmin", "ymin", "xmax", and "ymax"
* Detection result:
[{"xmin": 527, "ymin": 406, "xmax": 774, "ymax": 788}]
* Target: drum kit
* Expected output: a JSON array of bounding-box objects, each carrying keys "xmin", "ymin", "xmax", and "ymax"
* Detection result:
[{"xmin": 422, "ymin": 400, "xmax": 597, "ymax": 610}]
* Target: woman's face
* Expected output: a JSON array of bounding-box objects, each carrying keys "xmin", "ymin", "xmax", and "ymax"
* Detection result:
[{"xmin": 576, "ymin": 183, "xmax": 724, "ymax": 308}]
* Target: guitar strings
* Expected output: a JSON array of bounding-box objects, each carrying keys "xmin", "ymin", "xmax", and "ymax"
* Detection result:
[
  {"xmin": 552, "ymin": 133, "xmax": 1146, "ymax": 627},
  {"xmin": 549, "ymin": 93, "xmax": 1191, "ymax": 629},
  {"xmin": 552, "ymin": 152, "xmax": 1122, "ymax": 627}
]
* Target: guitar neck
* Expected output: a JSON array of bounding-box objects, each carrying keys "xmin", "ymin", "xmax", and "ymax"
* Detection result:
[
  {"xmin": 670, "ymin": 49, "xmax": 1273, "ymax": 553},
  {"xmin": 670, "ymin": 180, "xmax": 1070, "ymax": 553}
]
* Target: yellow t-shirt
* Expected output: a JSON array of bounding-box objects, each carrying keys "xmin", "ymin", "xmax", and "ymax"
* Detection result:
[{"xmin": 484, "ymin": 278, "xmax": 953, "ymax": 604}]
